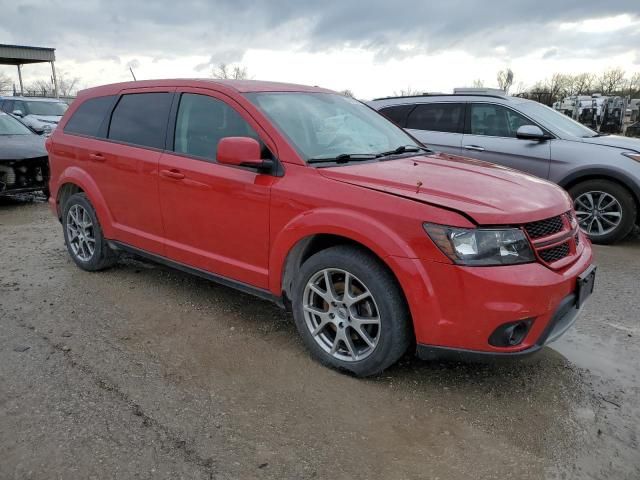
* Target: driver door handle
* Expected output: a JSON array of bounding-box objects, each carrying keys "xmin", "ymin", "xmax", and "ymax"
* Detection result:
[
  {"xmin": 160, "ymin": 169, "xmax": 185, "ymax": 180},
  {"xmin": 464, "ymin": 145, "xmax": 485, "ymax": 152}
]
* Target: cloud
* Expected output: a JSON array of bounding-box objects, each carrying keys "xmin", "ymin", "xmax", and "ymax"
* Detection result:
[{"xmin": 2, "ymin": 0, "xmax": 639, "ymax": 68}]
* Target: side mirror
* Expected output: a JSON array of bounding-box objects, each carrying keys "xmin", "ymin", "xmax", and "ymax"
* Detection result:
[
  {"xmin": 516, "ymin": 125, "xmax": 548, "ymax": 141},
  {"xmin": 217, "ymin": 137, "xmax": 270, "ymax": 171},
  {"xmin": 12, "ymin": 109, "xmax": 24, "ymax": 117}
]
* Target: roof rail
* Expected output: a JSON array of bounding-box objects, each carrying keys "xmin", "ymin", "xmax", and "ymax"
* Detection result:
[
  {"xmin": 372, "ymin": 91, "xmax": 508, "ymax": 101},
  {"xmin": 452, "ymin": 87, "xmax": 506, "ymax": 96}
]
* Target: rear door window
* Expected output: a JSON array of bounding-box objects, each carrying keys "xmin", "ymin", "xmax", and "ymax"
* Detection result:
[
  {"xmin": 406, "ymin": 103, "xmax": 464, "ymax": 133},
  {"xmin": 64, "ymin": 95, "xmax": 117, "ymax": 137},
  {"xmin": 378, "ymin": 104, "xmax": 415, "ymax": 127},
  {"xmin": 108, "ymin": 92, "xmax": 173, "ymax": 149}
]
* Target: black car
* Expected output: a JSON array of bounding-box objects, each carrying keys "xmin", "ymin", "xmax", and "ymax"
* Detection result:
[{"xmin": 0, "ymin": 112, "xmax": 49, "ymax": 196}]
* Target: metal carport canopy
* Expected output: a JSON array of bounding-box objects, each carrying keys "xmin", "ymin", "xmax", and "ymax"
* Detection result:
[{"xmin": 0, "ymin": 44, "xmax": 58, "ymax": 97}]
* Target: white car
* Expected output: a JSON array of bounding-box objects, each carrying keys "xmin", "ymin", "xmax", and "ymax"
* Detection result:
[{"xmin": 0, "ymin": 96, "xmax": 68, "ymax": 135}]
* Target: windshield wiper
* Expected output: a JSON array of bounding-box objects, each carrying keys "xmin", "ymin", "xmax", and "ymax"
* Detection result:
[
  {"xmin": 307, "ymin": 153, "xmax": 379, "ymax": 164},
  {"xmin": 377, "ymin": 145, "xmax": 432, "ymax": 158}
]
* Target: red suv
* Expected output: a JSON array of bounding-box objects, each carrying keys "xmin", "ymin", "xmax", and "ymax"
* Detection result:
[{"xmin": 47, "ymin": 80, "xmax": 596, "ymax": 376}]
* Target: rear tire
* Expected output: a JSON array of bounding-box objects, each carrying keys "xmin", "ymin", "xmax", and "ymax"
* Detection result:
[
  {"xmin": 292, "ymin": 245, "xmax": 411, "ymax": 377},
  {"xmin": 62, "ymin": 193, "xmax": 117, "ymax": 271},
  {"xmin": 569, "ymin": 179, "xmax": 636, "ymax": 245}
]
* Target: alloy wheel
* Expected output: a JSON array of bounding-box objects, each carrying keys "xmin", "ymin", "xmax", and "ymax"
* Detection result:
[
  {"xmin": 574, "ymin": 191, "xmax": 622, "ymax": 237},
  {"xmin": 66, "ymin": 204, "xmax": 96, "ymax": 261},
  {"xmin": 303, "ymin": 268, "xmax": 381, "ymax": 362}
]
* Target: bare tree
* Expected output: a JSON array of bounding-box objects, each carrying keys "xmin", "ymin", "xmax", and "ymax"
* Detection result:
[
  {"xmin": 25, "ymin": 71, "xmax": 80, "ymax": 97},
  {"xmin": 0, "ymin": 72, "xmax": 12, "ymax": 92},
  {"xmin": 339, "ymin": 89, "xmax": 355, "ymax": 98},
  {"xmin": 512, "ymin": 81, "xmax": 527, "ymax": 96},
  {"xmin": 548, "ymin": 73, "xmax": 571, "ymax": 100},
  {"xmin": 573, "ymin": 73, "xmax": 595, "ymax": 95},
  {"xmin": 472, "ymin": 79, "xmax": 485, "ymax": 88},
  {"xmin": 627, "ymin": 72, "xmax": 640, "ymax": 97},
  {"xmin": 393, "ymin": 86, "xmax": 421, "ymax": 96},
  {"xmin": 596, "ymin": 68, "xmax": 626, "ymax": 95},
  {"xmin": 497, "ymin": 68, "xmax": 514, "ymax": 94},
  {"xmin": 212, "ymin": 63, "xmax": 249, "ymax": 80},
  {"xmin": 25, "ymin": 79, "xmax": 51, "ymax": 95},
  {"xmin": 57, "ymin": 72, "xmax": 80, "ymax": 97}
]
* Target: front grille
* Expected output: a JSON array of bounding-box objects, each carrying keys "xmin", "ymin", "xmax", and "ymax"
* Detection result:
[
  {"xmin": 524, "ymin": 215, "xmax": 564, "ymax": 239},
  {"xmin": 539, "ymin": 243, "xmax": 570, "ymax": 263}
]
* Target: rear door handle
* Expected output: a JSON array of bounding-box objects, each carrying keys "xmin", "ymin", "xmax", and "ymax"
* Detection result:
[
  {"xmin": 160, "ymin": 169, "xmax": 185, "ymax": 180},
  {"xmin": 464, "ymin": 145, "xmax": 485, "ymax": 152},
  {"xmin": 89, "ymin": 153, "xmax": 105, "ymax": 162}
]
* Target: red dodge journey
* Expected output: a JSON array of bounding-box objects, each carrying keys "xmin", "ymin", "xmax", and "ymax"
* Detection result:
[{"xmin": 46, "ymin": 79, "xmax": 596, "ymax": 376}]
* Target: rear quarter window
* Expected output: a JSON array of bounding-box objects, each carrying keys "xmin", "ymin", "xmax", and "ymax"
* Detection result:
[
  {"xmin": 64, "ymin": 95, "xmax": 117, "ymax": 137},
  {"xmin": 406, "ymin": 103, "xmax": 464, "ymax": 133},
  {"xmin": 378, "ymin": 104, "xmax": 415, "ymax": 127},
  {"xmin": 108, "ymin": 93, "xmax": 173, "ymax": 149}
]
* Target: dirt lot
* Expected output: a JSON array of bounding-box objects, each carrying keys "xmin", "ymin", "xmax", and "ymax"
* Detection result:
[{"xmin": 1, "ymin": 196, "xmax": 638, "ymax": 480}]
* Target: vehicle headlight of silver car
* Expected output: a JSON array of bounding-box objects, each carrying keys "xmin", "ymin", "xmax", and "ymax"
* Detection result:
[{"xmin": 424, "ymin": 224, "xmax": 536, "ymax": 266}]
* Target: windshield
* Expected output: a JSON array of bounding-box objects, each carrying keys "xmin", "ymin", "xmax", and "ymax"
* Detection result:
[
  {"xmin": 246, "ymin": 92, "xmax": 419, "ymax": 162},
  {"xmin": 25, "ymin": 101, "xmax": 68, "ymax": 116},
  {"xmin": 0, "ymin": 113, "xmax": 33, "ymax": 135},
  {"xmin": 518, "ymin": 101, "xmax": 598, "ymax": 138}
]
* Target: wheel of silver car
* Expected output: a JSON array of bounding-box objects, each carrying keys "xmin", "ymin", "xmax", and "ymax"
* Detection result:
[
  {"xmin": 303, "ymin": 268, "xmax": 381, "ymax": 362},
  {"xmin": 569, "ymin": 179, "xmax": 637, "ymax": 244},
  {"xmin": 573, "ymin": 191, "xmax": 622, "ymax": 237},
  {"xmin": 66, "ymin": 204, "xmax": 96, "ymax": 261}
]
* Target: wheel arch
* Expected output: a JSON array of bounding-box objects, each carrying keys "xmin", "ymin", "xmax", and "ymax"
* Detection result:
[
  {"xmin": 55, "ymin": 167, "xmax": 115, "ymax": 236},
  {"xmin": 559, "ymin": 168, "xmax": 640, "ymax": 223},
  {"xmin": 271, "ymin": 209, "xmax": 417, "ymax": 307}
]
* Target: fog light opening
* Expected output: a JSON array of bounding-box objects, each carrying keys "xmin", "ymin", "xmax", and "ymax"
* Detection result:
[{"xmin": 488, "ymin": 319, "xmax": 534, "ymax": 347}]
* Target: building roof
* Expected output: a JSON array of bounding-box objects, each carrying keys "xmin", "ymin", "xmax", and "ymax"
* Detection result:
[{"xmin": 0, "ymin": 44, "xmax": 56, "ymax": 65}]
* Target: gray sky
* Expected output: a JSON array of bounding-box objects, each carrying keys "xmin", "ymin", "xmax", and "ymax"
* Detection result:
[{"xmin": 1, "ymin": 0, "xmax": 639, "ymax": 98}]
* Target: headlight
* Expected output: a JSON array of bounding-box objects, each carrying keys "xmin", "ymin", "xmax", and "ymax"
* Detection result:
[
  {"xmin": 622, "ymin": 152, "xmax": 640, "ymax": 162},
  {"xmin": 424, "ymin": 224, "xmax": 535, "ymax": 266}
]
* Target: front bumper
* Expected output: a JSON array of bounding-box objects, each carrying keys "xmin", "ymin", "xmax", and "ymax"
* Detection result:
[
  {"xmin": 388, "ymin": 239, "xmax": 594, "ymax": 357},
  {"xmin": 416, "ymin": 290, "xmax": 584, "ymax": 361}
]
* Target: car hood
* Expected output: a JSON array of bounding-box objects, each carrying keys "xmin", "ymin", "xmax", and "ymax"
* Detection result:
[
  {"xmin": 580, "ymin": 134, "xmax": 640, "ymax": 152},
  {"xmin": 0, "ymin": 134, "xmax": 47, "ymax": 160},
  {"xmin": 28, "ymin": 115, "xmax": 62, "ymax": 124},
  {"xmin": 318, "ymin": 153, "xmax": 571, "ymax": 225}
]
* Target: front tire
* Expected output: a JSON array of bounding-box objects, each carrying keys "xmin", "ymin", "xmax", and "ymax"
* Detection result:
[
  {"xmin": 292, "ymin": 245, "xmax": 411, "ymax": 377},
  {"xmin": 569, "ymin": 179, "xmax": 637, "ymax": 244},
  {"xmin": 62, "ymin": 193, "xmax": 117, "ymax": 271}
]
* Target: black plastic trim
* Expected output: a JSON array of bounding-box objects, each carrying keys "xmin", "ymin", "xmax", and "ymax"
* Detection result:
[
  {"xmin": 108, "ymin": 240, "xmax": 284, "ymax": 307},
  {"xmin": 558, "ymin": 168, "xmax": 640, "ymax": 207}
]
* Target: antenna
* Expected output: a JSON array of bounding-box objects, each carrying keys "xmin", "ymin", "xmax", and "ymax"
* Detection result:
[{"xmin": 129, "ymin": 67, "xmax": 137, "ymax": 81}]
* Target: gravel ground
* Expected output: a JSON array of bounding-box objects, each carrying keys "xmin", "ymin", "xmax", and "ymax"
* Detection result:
[{"xmin": 1, "ymin": 195, "xmax": 638, "ymax": 480}]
